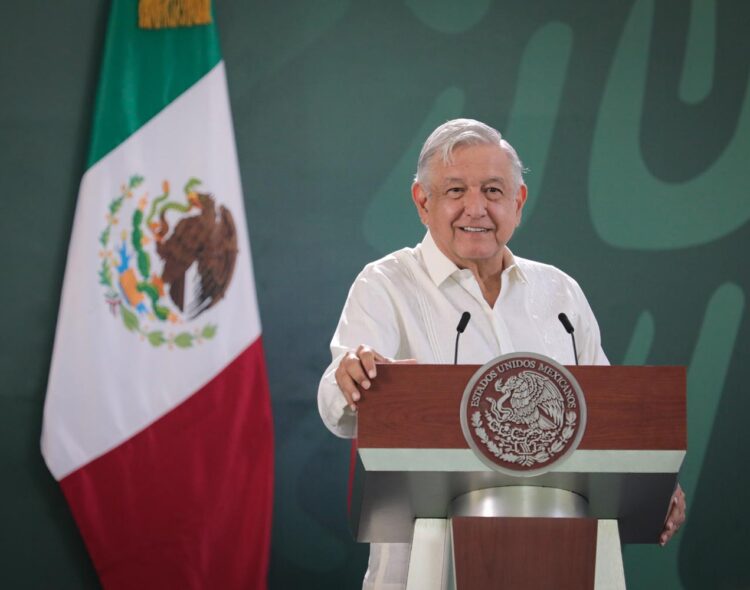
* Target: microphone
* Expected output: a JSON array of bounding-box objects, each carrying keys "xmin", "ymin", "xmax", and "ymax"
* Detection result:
[
  {"xmin": 454, "ymin": 312, "xmax": 471, "ymax": 365},
  {"xmin": 558, "ymin": 313, "xmax": 579, "ymax": 365}
]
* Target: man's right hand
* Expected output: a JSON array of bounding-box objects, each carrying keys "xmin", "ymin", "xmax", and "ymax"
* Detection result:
[{"xmin": 334, "ymin": 345, "xmax": 415, "ymax": 411}]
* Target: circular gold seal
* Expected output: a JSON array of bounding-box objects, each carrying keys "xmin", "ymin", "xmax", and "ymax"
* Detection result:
[{"xmin": 459, "ymin": 353, "xmax": 587, "ymax": 476}]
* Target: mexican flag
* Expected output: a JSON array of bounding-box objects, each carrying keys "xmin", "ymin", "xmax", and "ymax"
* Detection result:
[{"xmin": 41, "ymin": 1, "xmax": 274, "ymax": 587}]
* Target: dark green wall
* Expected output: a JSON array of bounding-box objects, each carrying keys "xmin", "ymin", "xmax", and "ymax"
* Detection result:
[{"xmin": 1, "ymin": 0, "xmax": 747, "ymax": 588}]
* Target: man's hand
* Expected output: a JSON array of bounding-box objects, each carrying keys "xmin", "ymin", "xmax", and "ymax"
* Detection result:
[
  {"xmin": 335, "ymin": 345, "xmax": 415, "ymax": 411},
  {"xmin": 660, "ymin": 483, "xmax": 686, "ymax": 546}
]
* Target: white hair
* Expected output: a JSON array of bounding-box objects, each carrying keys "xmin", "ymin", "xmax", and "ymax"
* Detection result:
[{"xmin": 415, "ymin": 118, "xmax": 525, "ymax": 190}]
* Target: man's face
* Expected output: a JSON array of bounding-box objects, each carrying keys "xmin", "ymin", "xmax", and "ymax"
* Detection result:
[{"xmin": 412, "ymin": 143, "xmax": 527, "ymax": 271}]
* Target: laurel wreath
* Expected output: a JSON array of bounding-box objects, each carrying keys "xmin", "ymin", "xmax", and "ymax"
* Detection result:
[
  {"xmin": 97, "ymin": 175, "xmax": 218, "ymax": 349},
  {"xmin": 472, "ymin": 410, "xmax": 578, "ymax": 467}
]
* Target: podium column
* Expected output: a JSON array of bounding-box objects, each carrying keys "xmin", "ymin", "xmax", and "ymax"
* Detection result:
[{"xmin": 406, "ymin": 487, "xmax": 626, "ymax": 590}]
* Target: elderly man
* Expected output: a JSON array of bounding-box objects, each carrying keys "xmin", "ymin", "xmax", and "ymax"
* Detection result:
[{"xmin": 318, "ymin": 119, "xmax": 685, "ymax": 589}]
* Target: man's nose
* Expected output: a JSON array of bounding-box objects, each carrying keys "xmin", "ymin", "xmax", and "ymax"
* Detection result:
[{"xmin": 463, "ymin": 187, "xmax": 487, "ymax": 216}]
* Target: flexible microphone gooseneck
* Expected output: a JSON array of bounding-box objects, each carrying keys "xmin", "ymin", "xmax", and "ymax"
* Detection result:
[
  {"xmin": 454, "ymin": 312, "xmax": 471, "ymax": 365},
  {"xmin": 557, "ymin": 312, "xmax": 579, "ymax": 365}
]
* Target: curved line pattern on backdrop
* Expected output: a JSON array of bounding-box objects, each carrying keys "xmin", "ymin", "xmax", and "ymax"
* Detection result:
[{"xmin": 589, "ymin": 0, "xmax": 750, "ymax": 250}]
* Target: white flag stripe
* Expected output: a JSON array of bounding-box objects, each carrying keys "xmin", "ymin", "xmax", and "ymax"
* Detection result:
[{"xmin": 42, "ymin": 63, "xmax": 261, "ymax": 479}]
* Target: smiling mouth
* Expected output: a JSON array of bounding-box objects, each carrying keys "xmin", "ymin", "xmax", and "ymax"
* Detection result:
[{"xmin": 458, "ymin": 226, "xmax": 491, "ymax": 233}]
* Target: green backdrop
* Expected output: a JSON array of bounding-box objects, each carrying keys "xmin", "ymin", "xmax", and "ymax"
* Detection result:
[{"xmin": 1, "ymin": 0, "xmax": 747, "ymax": 588}]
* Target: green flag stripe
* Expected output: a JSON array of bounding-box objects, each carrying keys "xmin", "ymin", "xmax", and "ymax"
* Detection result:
[{"xmin": 87, "ymin": 0, "xmax": 221, "ymax": 168}]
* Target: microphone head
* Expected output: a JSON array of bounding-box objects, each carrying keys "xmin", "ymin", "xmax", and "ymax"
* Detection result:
[
  {"xmin": 457, "ymin": 311, "xmax": 471, "ymax": 333},
  {"xmin": 558, "ymin": 312, "xmax": 574, "ymax": 334}
]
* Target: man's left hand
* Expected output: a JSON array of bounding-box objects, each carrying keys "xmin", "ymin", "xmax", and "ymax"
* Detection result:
[{"xmin": 660, "ymin": 483, "xmax": 686, "ymax": 546}]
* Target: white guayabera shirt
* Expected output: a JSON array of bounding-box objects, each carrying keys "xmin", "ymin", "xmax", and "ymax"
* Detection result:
[{"xmin": 318, "ymin": 232, "xmax": 609, "ymax": 590}]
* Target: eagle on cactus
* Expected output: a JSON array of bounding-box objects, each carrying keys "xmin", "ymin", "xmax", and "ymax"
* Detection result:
[{"xmin": 150, "ymin": 178, "xmax": 238, "ymax": 319}]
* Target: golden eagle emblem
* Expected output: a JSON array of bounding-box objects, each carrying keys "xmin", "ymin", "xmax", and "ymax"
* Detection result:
[{"xmin": 98, "ymin": 175, "xmax": 238, "ymax": 349}]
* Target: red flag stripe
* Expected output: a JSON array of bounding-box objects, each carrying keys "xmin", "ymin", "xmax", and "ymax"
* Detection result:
[{"xmin": 60, "ymin": 338, "xmax": 274, "ymax": 589}]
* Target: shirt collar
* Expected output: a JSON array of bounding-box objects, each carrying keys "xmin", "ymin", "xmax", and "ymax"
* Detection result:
[{"xmin": 419, "ymin": 231, "xmax": 528, "ymax": 286}]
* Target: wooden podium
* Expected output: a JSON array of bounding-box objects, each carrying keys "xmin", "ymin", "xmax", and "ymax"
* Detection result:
[{"xmin": 349, "ymin": 364, "xmax": 686, "ymax": 589}]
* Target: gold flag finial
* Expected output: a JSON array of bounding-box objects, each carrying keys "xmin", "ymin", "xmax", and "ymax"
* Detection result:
[{"xmin": 138, "ymin": 0, "xmax": 212, "ymax": 29}]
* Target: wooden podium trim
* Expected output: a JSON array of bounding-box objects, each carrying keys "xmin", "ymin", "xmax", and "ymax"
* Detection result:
[{"xmin": 358, "ymin": 365, "xmax": 685, "ymax": 451}]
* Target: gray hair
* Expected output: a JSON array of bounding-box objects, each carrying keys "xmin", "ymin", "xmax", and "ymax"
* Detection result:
[{"xmin": 415, "ymin": 118, "xmax": 525, "ymax": 191}]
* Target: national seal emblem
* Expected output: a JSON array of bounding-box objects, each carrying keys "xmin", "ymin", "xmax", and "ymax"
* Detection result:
[
  {"xmin": 97, "ymin": 176, "xmax": 238, "ymax": 348},
  {"xmin": 459, "ymin": 353, "xmax": 587, "ymax": 476}
]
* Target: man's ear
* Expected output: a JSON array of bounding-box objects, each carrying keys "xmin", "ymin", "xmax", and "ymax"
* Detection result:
[
  {"xmin": 412, "ymin": 182, "xmax": 430, "ymax": 226},
  {"xmin": 514, "ymin": 183, "xmax": 528, "ymax": 226}
]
